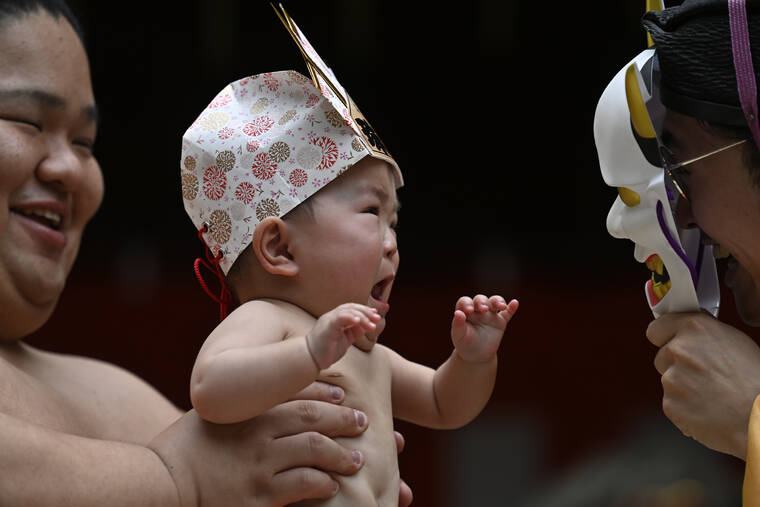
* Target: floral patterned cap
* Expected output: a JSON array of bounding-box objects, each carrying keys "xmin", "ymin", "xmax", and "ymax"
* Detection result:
[{"xmin": 181, "ymin": 67, "xmax": 403, "ymax": 274}]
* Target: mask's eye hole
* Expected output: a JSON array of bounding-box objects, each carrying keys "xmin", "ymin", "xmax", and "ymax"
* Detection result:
[{"xmin": 618, "ymin": 187, "xmax": 641, "ymax": 207}]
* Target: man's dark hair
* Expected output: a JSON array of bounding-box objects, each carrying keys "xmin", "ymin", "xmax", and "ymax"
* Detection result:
[
  {"xmin": 643, "ymin": 0, "xmax": 760, "ymax": 185},
  {"xmin": 0, "ymin": 0, "xmax": 84, "ymax": 45},
  {"xmin": 700, "ymin": 120, "xmax": 760, "ymax": 186}
]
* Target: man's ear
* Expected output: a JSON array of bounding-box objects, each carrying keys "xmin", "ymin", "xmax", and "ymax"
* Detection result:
[{"xmin": 252, "ymin": 217, "xmax": 299, "ymax": 277}]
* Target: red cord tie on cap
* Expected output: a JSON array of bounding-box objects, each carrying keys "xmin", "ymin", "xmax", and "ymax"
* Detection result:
[{"xmin": 193, "ymin": 224, "xmax": 232, "ymax": 321}]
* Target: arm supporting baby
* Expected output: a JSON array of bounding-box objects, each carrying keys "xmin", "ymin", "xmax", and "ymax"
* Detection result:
[
  {"xmin": 0, "ymin": 411, "xmax": 179, "ymax": 506},
  {"xmin": 389, "ymin": 295, "xmax": 519, "ymax": 429}
]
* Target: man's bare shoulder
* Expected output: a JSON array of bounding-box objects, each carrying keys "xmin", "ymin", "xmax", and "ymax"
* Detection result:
[{"xmin": 0, "ymin": 343, "xmax": 180, "ymax": 443}]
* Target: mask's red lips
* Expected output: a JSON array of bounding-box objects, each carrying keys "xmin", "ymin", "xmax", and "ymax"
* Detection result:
[{"xmin": 644, "ymin": 254, "xmax": 671, "ymax": 306}]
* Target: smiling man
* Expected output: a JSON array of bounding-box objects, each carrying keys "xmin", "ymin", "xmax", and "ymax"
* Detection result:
[
  {"xmin": 0, "ymin": 1, "xmax": 416, "ymax": 505},
  {"xmin": 616, "ymin": 0, "xmax": 760, "ymax": 504}
]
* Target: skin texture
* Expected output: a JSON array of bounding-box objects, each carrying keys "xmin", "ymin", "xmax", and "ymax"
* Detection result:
[
  {"xmin": 0, "ymin": 11, "xmax": 410, "ymax": 507},
  {"xmin": 645, "ymin": 109, "xmax": 760, "ymax": 459},
  {"xmin": 0, "ymin": 8, "xmax": 102, "ymax": 341},
  {"xmin": 190, "ymin": 158, "xmax": 519, "ymax": 504}
]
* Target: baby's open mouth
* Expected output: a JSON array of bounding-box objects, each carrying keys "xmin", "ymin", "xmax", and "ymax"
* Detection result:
[
  {"xmin": 11, "ymin": 207, "xmax": 62, "ymax": 230},
  {"xmin": 371, "ymin": 276, "xmax": 393, "ymax": 303}
]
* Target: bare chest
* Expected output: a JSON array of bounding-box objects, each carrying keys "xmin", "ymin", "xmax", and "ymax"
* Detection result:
[
  {"xmin": 312, "ymin": 346, "xmax": 400, "ymax": 506},
  {"xmin": 318, "ymin": 345, "xmax": 392, "ymax": 414},
  {"xmin": 0, "ymin": 348, "xmax": 177, "ymax": 443},
  {"xmin": 0, "ymin": 355, "xmax": 96, "ymax": 436}
]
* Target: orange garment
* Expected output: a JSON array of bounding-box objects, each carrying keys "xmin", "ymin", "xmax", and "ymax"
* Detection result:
[{"xmin": 744, "ymin": 394, "xmax": 760, "ymax": 505}]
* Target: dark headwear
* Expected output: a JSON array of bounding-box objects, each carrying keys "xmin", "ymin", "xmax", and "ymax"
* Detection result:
[{"xmin": 642, "ymin": 0, "xmax": 760, "ymax": 126}]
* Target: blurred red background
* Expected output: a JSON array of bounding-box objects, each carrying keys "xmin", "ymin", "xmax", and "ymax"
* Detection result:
[
  {"xmin": 28, "ymin": 261, "xmax": 748, "ymax": 505},
  {"xmin": 24, "ymin": 0, "xmax": 746, "ymax": 504}
]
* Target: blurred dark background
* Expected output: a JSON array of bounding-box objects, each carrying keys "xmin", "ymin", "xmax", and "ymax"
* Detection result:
[{"xmin": 27, "ymin": 0, "xmax": 749, "ymax": 505}]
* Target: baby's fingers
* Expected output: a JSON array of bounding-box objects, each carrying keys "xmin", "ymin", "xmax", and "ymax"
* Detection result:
[
  {"xmin": 337, "ymin": 303, "xmax": 381, "ymax": 322},
  {"xmin": 472, "ymin": 294, "xmax": 490, "ymax": 313},
  {"xmin": 450, "ymin": 309, "xmax": 468, "ymax": 341},
  {"xmin": 335, "ymin": 308, "xmax": 378, "ymax": 331},
  {"xmin": 499, "ymin": 299, "xmax": 520, "ymax": 323},
  {"xmin": 455, "ymin": 296, "xmax": 475, "ymax": 314},
  {"xmin": 487, "ymin": 295, "xmax": 508, "ymax": 312}
]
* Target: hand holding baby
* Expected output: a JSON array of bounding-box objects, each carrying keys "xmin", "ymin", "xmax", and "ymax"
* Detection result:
[
  {"xmin": 451, "ymin": 295, "xmax": 519, "ymax": 363},
  {"xmin": 306, "ymin": 303, "xmax": 382, "ymax": 370}
]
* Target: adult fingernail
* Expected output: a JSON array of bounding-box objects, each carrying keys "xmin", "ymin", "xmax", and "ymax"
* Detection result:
[
  {"xmin": 354, "ymin": 409, "xmax": 367, "ymax": 428},
  {"xmin": 330, "ymin": 386, "xmax": 344, "ymax": 402},
  {"xmin": 352, "ymin": 450, "xmax": 363, "ymax": 465}
]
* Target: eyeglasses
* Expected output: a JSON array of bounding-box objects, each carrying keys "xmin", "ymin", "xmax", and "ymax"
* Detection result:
[{"xmin": 659, "ymin": 139, "xmax": 747, "ymax": 201}]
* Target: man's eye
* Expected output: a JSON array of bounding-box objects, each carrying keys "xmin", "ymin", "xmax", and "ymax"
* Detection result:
[
  {"xmin": 73, "ymin": 139, "xmax": 94, "ymax": 152},
  {"xmin": 2, "ymin": 117, "xmax": 41, "ymax": 131}
]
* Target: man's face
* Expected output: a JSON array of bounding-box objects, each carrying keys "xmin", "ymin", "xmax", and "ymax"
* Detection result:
[
  {"xmin": 665, "ymin": 109, "xmax": 760, "ymax": 325},
  {"xmin": 0, "ymin": 12, "xmax": 103, "ymax": 339},
  {"xmin": 290, "ymin": 157, "xmax": 399, "ymax": 350}
]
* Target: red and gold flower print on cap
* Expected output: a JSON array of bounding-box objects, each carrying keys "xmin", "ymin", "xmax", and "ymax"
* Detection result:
[{"xmin": 181, "ymin": 7, "xmax": 403, "ymax": 274}]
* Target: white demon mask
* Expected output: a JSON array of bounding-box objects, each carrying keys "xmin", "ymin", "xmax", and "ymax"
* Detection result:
[{"xmin": 594, "ymin": 49, "xmax": 720, "ymax": 318}]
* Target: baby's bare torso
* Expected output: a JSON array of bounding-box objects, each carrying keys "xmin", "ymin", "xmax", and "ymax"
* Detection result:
[{"xmin": 285, "ymin": 313, "xmax": 399, "ymax": 507}]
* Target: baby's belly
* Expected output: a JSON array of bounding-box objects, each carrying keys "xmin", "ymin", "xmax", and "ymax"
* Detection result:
[
  {"xmin": 290, "ymin": 419, "xmax": 400, "ymax": 507},
  {"xmin": 291, "ymin": 347, "xmax": 399, "ymax": 506},
  {"xmin": 327, "ymin": 424, "xmax": 400, "ymax": 506}
]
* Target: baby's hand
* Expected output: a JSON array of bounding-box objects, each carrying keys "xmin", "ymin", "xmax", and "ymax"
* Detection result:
[
  {"xmin": 306, "ymin": 303, "xmax": 381, "ymax": 370},
  {"xmin": 451, "ymin": 295, "xmax": 519, "ymax": 363}
]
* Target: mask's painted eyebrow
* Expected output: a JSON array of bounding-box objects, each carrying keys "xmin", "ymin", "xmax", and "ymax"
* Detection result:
[{"xmin": 0, "ymin": 88, "xmax": 99, "ymax": 125}]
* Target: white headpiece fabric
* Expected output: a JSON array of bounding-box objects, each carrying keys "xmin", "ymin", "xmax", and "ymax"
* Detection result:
[{"xmin": 181, "ymin": 8, "xmax": 402, "ymax": 275}]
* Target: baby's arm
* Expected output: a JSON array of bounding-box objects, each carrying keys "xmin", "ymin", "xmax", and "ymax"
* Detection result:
[
  {"xmin": 191, "ymin": 301, "xmax": 380, "ymax": 424},
  {"xmin": 388, "ymin": 295, "xmax": 518, "ymax": 429}
]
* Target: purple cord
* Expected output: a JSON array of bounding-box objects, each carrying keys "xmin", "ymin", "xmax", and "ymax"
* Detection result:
[
  {"xmin": 656, "ymin": 200, "xmax": 698, "ymax": 286},
  {"xmin": 729, "ymin": 0, "xmax": 760, "ymax": 148},
  {"xmin": 695, "ymin": 232, "xmax": 705, "ymax": 289}
]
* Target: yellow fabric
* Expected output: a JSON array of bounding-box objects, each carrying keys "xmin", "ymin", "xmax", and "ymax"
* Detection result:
[{"xmin": 744, "ymin": 394, "xmax": 760, "ymax": 506}]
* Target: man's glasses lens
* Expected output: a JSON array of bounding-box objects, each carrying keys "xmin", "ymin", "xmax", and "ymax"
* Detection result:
[{"xmin": 657, "ymin": 138, "xmax": 747, "ymax": 202}]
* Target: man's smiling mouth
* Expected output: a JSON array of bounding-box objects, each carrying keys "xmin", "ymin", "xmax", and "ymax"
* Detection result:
[
  {"xmin": 713, "ymin": 243, "xmax": 731, "ymax": 260},
  {"xmin": 11, "ymin": 207, "xmax": 63, "ymax": 230}
]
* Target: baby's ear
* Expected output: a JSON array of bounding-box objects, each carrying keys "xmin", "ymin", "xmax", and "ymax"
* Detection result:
[{"xmin": 252, "ymin": 217, "xmax": 298, "ymax": 277}]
